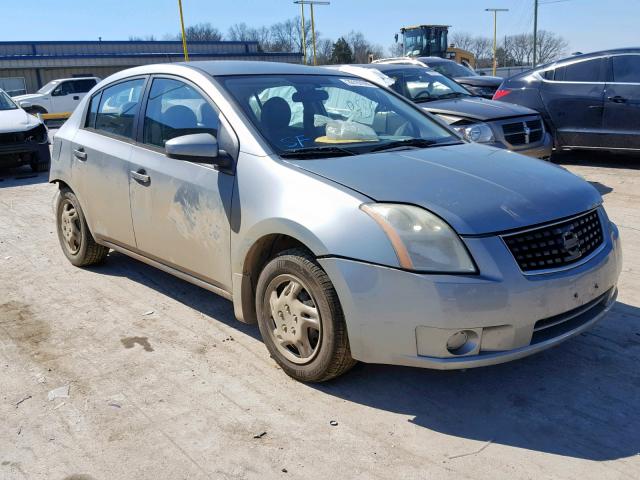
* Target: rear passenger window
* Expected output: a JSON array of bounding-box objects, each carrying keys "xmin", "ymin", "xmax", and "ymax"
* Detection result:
[
  {"xmin": 554, "ymin": 58, "xmax": 603, "ymax": 82},
  {"xmin": 612, "ymin": 55, "xmax": 640, "ymax": 83},
  {"xmin": 72, "ymin": 79, "xmax": 96, "ymax": 93},
  {"xmin": 542, "ymin": 69, "xmax": 555, "ymax": 80},
  {"xmin": 94, "ymin": 79, "xmax": 145, "ymax": 139},
  {"xmin": 142, "ymin": 78, "xmax": 219, "ymax": 148},
  {"xmin": 85, "ymin": 92, "xmax": 101, "ymax": 128}
]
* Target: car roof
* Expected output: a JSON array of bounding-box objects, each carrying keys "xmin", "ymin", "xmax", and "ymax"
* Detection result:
[
  {"xmin": 185, "ymin": 60, "xmax": 349, "ymax": 77},
  {"xmin": 535, "ymin": 47, "xmax": 640, "ymax": 70},
  {"xmin": 52, "ymin": 77, "xmax": 100, "ymax": 82},
  {"xmin": 353, "ymin": 63, "xmax": 431, "ymax": 73}
]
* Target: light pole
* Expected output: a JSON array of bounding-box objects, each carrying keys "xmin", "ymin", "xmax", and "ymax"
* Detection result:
[
  {"xmin": 177, "ymin": 0, "xmax": 189, "ymax": 61},
  {"xmin": 485, "ymin": 8, "xmax": 508, "ymax": 76},
  {"xmin": 294, "ymin": 1, "xmax": 330, "ymax": 65},
  {"xmin": 533, "ymin": 0, "xmax": 539, "ymax": 67}
]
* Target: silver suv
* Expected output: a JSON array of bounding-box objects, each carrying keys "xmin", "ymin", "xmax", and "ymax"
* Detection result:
[{"xmin": 50, "ymin": 61, "xmax": 621, "ymax": 382}]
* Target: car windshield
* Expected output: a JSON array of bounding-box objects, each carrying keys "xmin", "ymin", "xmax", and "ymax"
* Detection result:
[
  {"xmin": 219, "ymin": 74, "xmax": 458, "ymax": 156},
  {"xmin": 0, "ymin": 90, "xmax": 17, "ymax": 110},
  {"xmin": 37, "ymin": 80, "xmax": 60, "ymax": 94},
  {"xmin": 429, "ymin": 61, "xmax": 475, "ymax": 78},
  {"xmin": 384, "ymin": 67, "xmax": 471, "ymax": 102}
]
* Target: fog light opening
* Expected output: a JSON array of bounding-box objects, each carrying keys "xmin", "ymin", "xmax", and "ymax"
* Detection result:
[{"xmin": 446, "ymin": 330, "xmax": 479, "ymax": 356}]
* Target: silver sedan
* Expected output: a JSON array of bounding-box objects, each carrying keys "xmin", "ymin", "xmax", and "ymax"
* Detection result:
[{"xmin": 50, "ymin": 61, "xmax": 622, "ymax": 382}]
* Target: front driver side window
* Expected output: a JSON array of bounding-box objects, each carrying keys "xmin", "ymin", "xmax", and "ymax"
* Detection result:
[{"xmin": 143, "ymin": 78, "xmax": 220, "ymax": 148}]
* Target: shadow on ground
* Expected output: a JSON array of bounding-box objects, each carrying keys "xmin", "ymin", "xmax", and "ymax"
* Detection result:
[
  {"xmin": 86, "ymin": 251, "xmax": 259, "ymax": 341},
  {"xmin": 90, "ymin": 251, "xmax": 640, "ymax": 462},
  {"xmin": 0, "ymin": 165, "xmax": 49, "ymax": 187},
  {"xmin": 553, "ymin": 149, "xmax": 640, "ymax": 169}
]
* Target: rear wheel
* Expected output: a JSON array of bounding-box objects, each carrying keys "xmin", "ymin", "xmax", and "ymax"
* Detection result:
[
  {"xmin": 255, "ymin": 249, "xmax": 356, "ymax": 382},
  {"xmin": 56, "ymin": 189, "xmax": 109, "ymax": 266}
]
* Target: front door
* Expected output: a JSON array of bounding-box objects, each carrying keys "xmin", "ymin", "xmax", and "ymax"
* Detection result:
[
  {"xmin": 603, "ymin": 54, "xmax": 640, "ymax": 150},
  {"xmin": 51, "ymin": 81, "xmax": 78, "ymax": 114},
  {"xmin": 72, "ymin": 77, "xmax": 146, "ymax": 248},
  {"xmin": 128, "ymin": 77, "xmax": 234, "ymax": 290},
  {"xmin": 540, "ymin": 57, "xmax": 606, "ymax": 148}
]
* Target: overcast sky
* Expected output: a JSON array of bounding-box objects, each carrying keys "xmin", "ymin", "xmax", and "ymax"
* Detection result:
[{"xmin": 4, "ymin": 0, "xmax": 639, "ymax": 55}]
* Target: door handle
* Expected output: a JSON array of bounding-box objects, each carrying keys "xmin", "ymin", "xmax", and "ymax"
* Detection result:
[
  {"xmin": 130, "ymin": 169, "xmax": 150, "ymax": 184},
  {"xmin": 73, "ymin": 148, "xmax": 87, "ymax": 161},
  {"xmin": 73, "ymin": 95, "xmax": 80, "ymax": 100},
  {"xmin": 607, "ymin": 95, "xmax": 627, "ymax": 103}
]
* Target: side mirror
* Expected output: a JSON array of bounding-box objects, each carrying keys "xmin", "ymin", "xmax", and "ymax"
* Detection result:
[
  {"xmin": 19, "ymin": 101, "xmax": 32, "ymax": 109},
  {"xmin": 165, "ymin": 133, "xmax": 230, "ymax": 168}
]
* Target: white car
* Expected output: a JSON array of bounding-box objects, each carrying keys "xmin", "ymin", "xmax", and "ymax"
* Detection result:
[
  {"xmin": 13, "ymin": 77, "xmax": 100, "ymax": 116},
  {"xmin": 0, "ymin": 88, "xmax": 50, "ymax": 172}
]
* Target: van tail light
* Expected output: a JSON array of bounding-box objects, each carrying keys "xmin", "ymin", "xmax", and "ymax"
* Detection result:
[{"xmin": 493, "ymin": 89, "xmax": 512, "ymax": 101}]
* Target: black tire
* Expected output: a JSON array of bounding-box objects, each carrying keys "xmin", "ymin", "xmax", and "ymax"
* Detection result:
[
  {"xmin": 56, "ymin": 188, "xmax": 109, "ymax": 267},
  {"xmin": 255, "ymin": 248, "xmax": 356, "ymax": 382}
]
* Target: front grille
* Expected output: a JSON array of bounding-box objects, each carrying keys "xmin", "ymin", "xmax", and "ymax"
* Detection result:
[
  {"xmin": 502, "ymin": 119, "xmax": 543, "ymax": 145},
  {"xmin": 0, "ymin": 131, "xmax": 26, "ymax": 144},
  {"xmin": 502, "ymin": 209, "xmax": 604, "ymax": 273}
]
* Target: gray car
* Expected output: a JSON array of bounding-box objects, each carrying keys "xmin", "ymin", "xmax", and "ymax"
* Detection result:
[
  {"xmin": 495, "ymin": 48, "xmax": 640, "ymax": 152},
  {"xmin": 50, "ymin": 61, "xmax": 622, "ymax": 382},
  {"xmin": 330, "ymin": 64, "xmax": 552, "ymax": 159}
]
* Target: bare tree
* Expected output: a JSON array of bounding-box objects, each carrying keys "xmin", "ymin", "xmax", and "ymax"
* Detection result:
[
  {"xmin": 388, "ymin": 42, "xmax": 404, "ymax": 57},
  {"xmin": 129, "ymin": 35, "xmax": 157, "ymax": 41},
  {"xmin": 450, "ymin": 32, "xmax": 475, "ymax": 52},
  {"xmin": 228, "ymin": 23, "xmax": 272, "ymax": 50},
  {"xmin": 502, "ymin": 30, "xmax": 568, "ymax": 66},
  {"xmin": 536, "ymin": 30, "xmax": 568, "ymax": 64},
  {"xmin": 347, "ymin": 31, "xmax": 383, "ymax": 63},
  {"xmin": 470, "ymin": 37, "xmax": 493, "ymax": 64},
  {"xmin": 178, "ymin": 23, "xmax": 223, "ymax": 41},
  {"xmin": 316, "ymin": 38, "xmax": 335, "ymax": 65}
]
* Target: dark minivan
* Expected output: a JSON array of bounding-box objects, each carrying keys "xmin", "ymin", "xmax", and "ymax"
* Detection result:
[{"xmin": 494, "ymin": 48, "xmax": 640, "ymax": 152}]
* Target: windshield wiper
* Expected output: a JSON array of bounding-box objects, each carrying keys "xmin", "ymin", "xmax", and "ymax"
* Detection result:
[
  {"xmin": 279, "ymin": 145, "xmax": 358, "ymax": 159},
  {"xmin": 369, "ymin": 138, "xmax": 454, "ymax": 152}
]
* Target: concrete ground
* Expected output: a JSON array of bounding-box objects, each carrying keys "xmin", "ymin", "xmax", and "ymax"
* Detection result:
[{"xmin": 1, "ymin": 150, "xmax": 639, "ymax": 480}]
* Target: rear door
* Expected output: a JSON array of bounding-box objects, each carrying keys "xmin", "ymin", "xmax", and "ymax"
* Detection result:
[
  {"xmin": 603, "ymin": 53, "xmax": 640, "ymax": 150},
  {"xmin": 72, "ymin": 77, "xmax": 146, "ymax": 248},
  {"xmin": 128, "ymin": 76, "xmax": 235, "ymax": 290},
  {"xmin": 540, "ymin": 57, "xmax": 606, "ymax": 147}
]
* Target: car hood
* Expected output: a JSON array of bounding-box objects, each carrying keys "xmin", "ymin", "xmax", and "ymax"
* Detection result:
[
  {"xmin": 421, "ymin": 96, "xmax": 538, "ymax": 122},
  {"xmin": 285, "ymin": 143, "xmax": 601, "ymax": 235},
  {"xmin": 455, "ymin": 76, "xmax": 503, "ymax": 87},
  {"xmin": 12, "ymin": 93, "xmax": 45, "ymax": 102},
  {"xmin": 0, "ymin": 108, "xmax": 43, "ymax": 133}
]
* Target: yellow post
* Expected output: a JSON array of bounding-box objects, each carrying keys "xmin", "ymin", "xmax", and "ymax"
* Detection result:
[
  {"xmin": 492, "ymin": 10, "xmax": 497, "ymax": 76},
  {"xmin": 310, "ymin": 3, "xmax": 317, "ymax": 65},
  {"xmin": 300, "ymin": 3, "xmax": 307, "ymax": 64},
  {"xmin": 178, "ymin": 0, "xmax": 189, "ymax": 62}
]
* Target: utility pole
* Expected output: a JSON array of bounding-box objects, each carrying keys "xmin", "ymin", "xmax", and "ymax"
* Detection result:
[
  {"xmin": 177, "ymin": 0, "xmax": 189, "ymax": 61},
  {"xmin": 486, "ymin": 8, "xmax": 508, "ymax": 76},
  {"xmin": 294, "ymin": 1, "xmax": 330, "ymax": 65},
  {"xmin": 533, "ymin": 0, "xmax": 539, "ymax": 67},
  {"xmin": 299, "ymin": 2, "xmax": 307, "ymax": 64}
]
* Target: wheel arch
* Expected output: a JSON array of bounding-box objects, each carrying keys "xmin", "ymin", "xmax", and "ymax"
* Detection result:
[{"xmin": 232, "ymin": 220, "xmax": 329, "ymax": 325}]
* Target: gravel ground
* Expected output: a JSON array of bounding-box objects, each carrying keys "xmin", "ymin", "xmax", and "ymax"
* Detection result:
[{"xmin": 1, "ymin": 151, "xmax": 639, "ymax": 480}]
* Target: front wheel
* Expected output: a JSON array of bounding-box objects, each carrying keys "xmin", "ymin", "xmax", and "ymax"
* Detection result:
[
  {"xmin": 255, "ymin": 249, "xmax": 356, "ymax": 382},
  {"xmin": 56, "ymin": 189, "xmax": 109, "ymax": 266}
]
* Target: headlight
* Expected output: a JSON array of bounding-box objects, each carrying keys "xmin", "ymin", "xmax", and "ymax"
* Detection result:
[
  {"xmin": 360, "ymin": 203, "xmax": 476, "ymax": 273},
  {"xmin": 452, "ymin": 122, "xmax": 495, "ymax": 143}
]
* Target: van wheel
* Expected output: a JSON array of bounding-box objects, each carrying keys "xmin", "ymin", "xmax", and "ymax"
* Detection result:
[
  {"xmin": 255, "ymin": 249, "xmax": 356, "ymax": 382},
  {"xmin": 56, "ymin": 189, "xmax": 109, "ymax": 266}
]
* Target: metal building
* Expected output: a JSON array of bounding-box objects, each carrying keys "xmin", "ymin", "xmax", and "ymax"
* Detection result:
[{"xmin": 0, "ymin": 40, "xmax": 301, "ymax": 95}]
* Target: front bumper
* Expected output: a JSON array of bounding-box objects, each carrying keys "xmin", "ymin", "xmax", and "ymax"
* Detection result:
[
  {"xmin": 0, "ymin": 141, "xmax": 50, "ymax": 166},
  {"xmin": 319, "ymin": 212, "xmax": 622, "ymax": 370}
]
